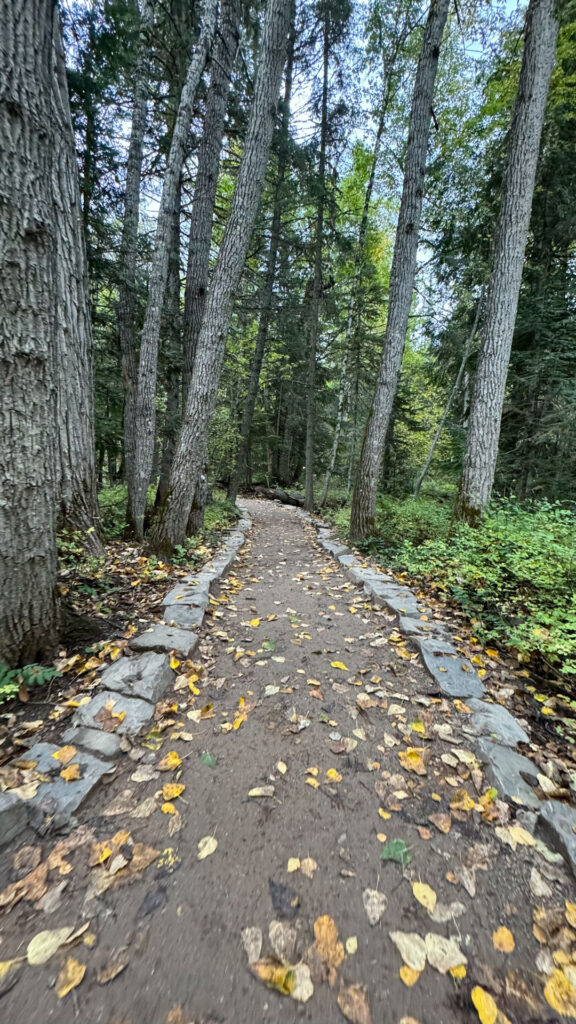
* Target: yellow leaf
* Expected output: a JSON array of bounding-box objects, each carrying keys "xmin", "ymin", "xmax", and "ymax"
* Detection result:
[
  {"xmin": 158, "ymin": 751, "xmax": 182, "ymax": 771},
  {"xmin": 345, "ymin": 936, "xmax": 357, "ymax": 955},
  {"xmin": 287, "ymin": 857, "xmax": 301, "ymax": 872},
  {"xmin": 189, "ymin": 681, "xmax": 200, "ymax": 695},
  {"xmin": 400, "ymin": 966, "xmax": 421, "ymax": 987},
  {"xmin": 161, "ymin": 802, "xmax": 177, "ymax": 815},
  {"xmin": 52, "ymin": 745, "xmax": 77, "ymax": 766},
  {"xmin": 314, "ymin": 915, "xmax": 345, "ymax": 969},
  {"xmin": 376, "ymin": 833, "xmax": 387, "ymax": 842},
  {"xmin": 410, "ymin": 721, "xmax": 426, "ymax": 735},
  {"xmin": 412, "ymin": 882, "xmax": 437, "ymax": 913},
  {"xmin": 276, "ymin": 761, "xmax": 287, "ymax": 775},
  {"xmin": 450, "ymin": 788, "xmax": 476, "ymax": 813},
  {"xmin": 169, "ymin": 656, "xmax": 180, "ymax": 670},
  {"xmin": 492, "ymin": 926, "xmax": 515, "ymax": 954},
  {"xmin": 450, "ymin": 964, "xmax": 467, "ymax": 980},
  {"xmin": 544, "ymin": 969, "xmax": 576, "ymax": 1016},
  {"xmin": 308, "ymin": 678, "xmax": 322, "ymax": 686},
  {"xmin": 162, "ymin": 783, "xmax": 185, "ymax": 801},
  {"xmin": 331, "ymin": 661, "xmax": 349, "ymax": 671},
  {"xmin": 60, "ymin": 764, "xmax": 81, "ymax": 782},
  {"xmin": 306, "ymin": 778, "xmax": 320, "ymax": 789},
  {"xmin": 398, "ymin": 747, "xmax": 427, "ymax": 776},
  {"xmin": 233, "ymin": 713, "xmax": 246, "ymax": 730},
  {"xmin": 471, "ymin": 986, "xmax": 498, "ymax": 1024},
  {"xmin": 306, "ymin": 766, "xmax": 319, "ymax": 776},
  {"xmin": 326, "ymin": 768, "xmax": 342, "ymax": 783},
  {"xmin": 197, "ymin": 835, "xmax": 218, "ymax": 860},
  {"xmin": 56, "ymin": 957, "xmax": 86, "ymax": 998},
  {"xmin": 251, "ymin": 958, "xmax": 296, "ymax": 995},
  {"xmin": 249, "ymin": 619, "xmax": 261, "ymax": 628},
  {"xmin": 566, "ymin": 902, "xmax": 576, "ymax": 928},
  {"xmin": 378, "ymin": 808, "xmax": 391, "ymax": 820},
  {"xmin": 200, "ymin": 703, "xmax": 215, "ymax": 719},
  {"xmin": 486, "ymin": 649, "xmax": 499, "ymax": 659}
]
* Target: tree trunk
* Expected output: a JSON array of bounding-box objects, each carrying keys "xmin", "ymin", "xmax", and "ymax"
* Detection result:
[
  {"xmin": 52, "ymin": 14, "xmax": 103, "ymax": 553},
  {"xmin": 413, "ymin": 292, "xmax": 483, "ymax": 498},
  {"xmin": 227, "ymin": 9, "xmax": 295, "ymax": 501},
  {"xmin": 304, "ymin": 16, "xmax": 329, "ymax": 512},
  {"xmin": 349, "ymin": 0, "xmax": 450, "ymax": 542},
  {"xmin": 155, "ymin": 183, "xmax": 183, "ymax": 509},
  {"xmin": 150, "ymin": 0, "xmax": 292, "ymax": 553},
  {"xmin": 0, "ymin": 0, "xmax": 62, "ymax": 664},
  {"xmin": 117, "ymin": 0, "xmax": 154, "ymax": 534},
  {"xmin": 182, "ymin": 0, "xmax": 242, "ymax": 407},
  {"xmin": 130, "ymin": 0, "xmax": 218, "ymax": 538},
  {"xmin": 455, "ymin": 0, "xmax": 558, "ymax": 524}
]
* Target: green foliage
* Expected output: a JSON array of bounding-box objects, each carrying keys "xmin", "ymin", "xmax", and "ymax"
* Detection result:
[{"xmin": 0, "ymin": 663, "xmax": 61, "ymax": 705}]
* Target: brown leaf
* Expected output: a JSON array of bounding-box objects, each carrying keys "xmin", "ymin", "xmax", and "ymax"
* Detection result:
[
  {"xmin": 95, "ymin": 702, "xmax": 126, "ymax": 733},
  {"xmin": 428, "ymin": 812, "xmax": 451, "ymax": 834},
  {"xmin": 0, "ymin": 862, "xmax": 48, "ymax": 912},
  {"xmin": 97, "ymin": 947, "xmax": 130, "ymax": 984},
  {"xmin": 337, "ymin": 982, "xmax": 372, "ymax": 1024}
]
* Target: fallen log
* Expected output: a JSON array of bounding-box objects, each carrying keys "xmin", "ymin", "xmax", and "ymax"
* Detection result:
[{"xmin": 252, "ymin": 485, "xmax": 304, "ymax": 507}]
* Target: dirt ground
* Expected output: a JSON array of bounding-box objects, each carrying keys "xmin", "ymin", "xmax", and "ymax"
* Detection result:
[{"xmin": 0, "ymin": 500, "xmax": 574, "ymax": 1024}]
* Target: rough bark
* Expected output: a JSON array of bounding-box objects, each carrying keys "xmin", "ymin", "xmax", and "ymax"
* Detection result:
[
  {"xmin": 349, "ymin": 0, "xmax": 450, "ymax": 542},
  {"xmin": 227, "ymin": 9, "xmax": 295, "ymax": 501},
  {"xmin": 52, "ymin": 15, "xmax": 103, "ymax": 553},
  {"xmin": 150, "ymin": 0, "xmax": 292, "ymax": 553},
  {"xmin": 456, "ymin": 0, "xmax": 558, "ymax": 524},
  {"xmin": 182, "ymin": 0, "xmax": 242, "ymax": 407},
  {"xmin": 117, "ymin": 0, "xmax": 154, "ymax": 533},
  {"xmin": 155, "ymin": 183, "xmax": 183, "ymax": 509},
  {"xmin": 0, "ymin": 0, "xmax": 60, "ymax": 664},
  {"xmin": 130, "ymin": 0, "xmax": 219, "ymax": 537}
]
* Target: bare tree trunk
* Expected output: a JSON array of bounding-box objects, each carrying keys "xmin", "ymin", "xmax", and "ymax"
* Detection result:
[
  {"xmin": 155, "ymin": 183, "xmax": 183, "ymax": 509},
  {"xmin": 227, "ymin": 9, "xmax": 295, "ymax": 501},
  {"xmin": 182, "ymin": 0, "xmax": 242, "ymax": 408},
  {"xmin": 304, "ymin": 16, "xmax": 329, "ymax": 512},
  {"xmin": 349, "ymin": 0, "xmax": 450, "ymax": 542},
  {"xmin": 413, "ymin": 292, "xmax": 483, "ymax": 498},
  {"xmin": 117, "ymin": 0, "xmax": 154, "ymax": 533},
  {"xmin": 456, "ymin": 0, "xmax": 558, "ymax": 524},
  {"xmin": 150, "ymin": 0, "xmax": 292, "ymax": 553},
  {"xmin": 130, "ymin": 0, "xmax": 218, "ymax": 537},
  {"xmin": 0, "ymin": 0, "xmax": 61, "ymax": 664}
]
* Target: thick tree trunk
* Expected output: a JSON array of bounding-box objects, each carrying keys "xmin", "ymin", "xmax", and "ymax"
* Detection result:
[
  {"xmin": 52, "ymin": 18, "xmax": 103, "ymax": 553},
  {"xmin": 227, "ymin": 11, "xmax": 295, "ymax": 501},
  {"xmin": 150, "ymin": 0, "xmax": 292, "ymax": 553},
  {"xmin": 349, "ymin": 0, "xmax": 450, "ymax": 542},
  {"xmin": 0, "ymin": 1, "xmax": 61, "ymax": 664},
  {"xmin": 117, "ymin": 0, "xmax": 154, "ymax": 533},
  {"xmin": 304, "ymin": 18, "xmax": 329, "ymax": 512},
  {"xmin": 182, "ymin": 0, "xmax": 242, "ymax": 407},
  {"xmin": 455, "ymin": 0, "xmax": 558, "ymax": 524},
  {"xmin": 130, "ymin": 0, "xmax": 218, "ymax": 537}
]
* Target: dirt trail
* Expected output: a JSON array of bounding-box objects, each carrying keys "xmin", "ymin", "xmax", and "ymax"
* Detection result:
[{"xmin": 0, "ymin": 500, "xmax": 573, "ymax": 1024}]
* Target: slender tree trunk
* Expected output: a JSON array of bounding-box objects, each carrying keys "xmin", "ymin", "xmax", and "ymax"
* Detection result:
[
  {"xmin": 118, "ymin": 0, "xmax": 154, "ymax": 533},
  {"xmin": 130, "ymin": 0, "xmax": 218, "ymax": 538},
  {"xmin": 182, "ymin": 0, "xmax": 242, "ymax": 406},
  {"xmin": 349, "ymin": 0, "xmax": 450, "ymax": 542},
  {"xmin": 413, "ymin": 292, "xmax": 483, "ymax": 498},
  {"xmin": 455, "ymin": 0, "xmax": 558, "ymax": 524},
  {"xmin": 304, "ymin": 17, "xmax": 329, "ymax": 512},
  {"xmin": 0, "ymin": 1, "xmax": 62, "ymax": 664},
  {"xmin": 227, "ymin": 10, "xmax": 295, "ymax": 501},
  {"xmin": 155, "ymin": 183, "xmax": 183, "ymax": 508},
  {"xmin": 150, "ymin": 0, "xmax": 292, "ymax": 553}
]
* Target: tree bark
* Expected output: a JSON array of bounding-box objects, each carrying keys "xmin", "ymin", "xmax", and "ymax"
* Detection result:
[
  {"xmin": 182, "ymin": 0, "xmax": 242, "ymax": 407},
  {"xmin": 150, "ymin": 0, "xmax": 292, "ymax": 553},
  {"xmin": 304, "ymin": 15, "xmax": 330, "ymax": 512},
  {"xmin": 130, "ymin": 0, "xmax": 218, "ymax": 538},
  {"xmin": 455, "ymin": 0, "xmax": 558, "ymax": 524},
  {"xmin": 0, "ymin": 0, "xmax": 61, "ymax": 664},
  {"xmin": 117, "ymin": 0, "xmax": 154, "ymax": 533},
  {"xmin": 155, "ymin": 182, "xmax": 183, "ymax": 509},
  {"xmin": 227, "ymin": 8, "xmax": 295, "ymax": 501},
  {"xmin": 349, "ymin": 0, "xmax": 450, "ymax": 542}
]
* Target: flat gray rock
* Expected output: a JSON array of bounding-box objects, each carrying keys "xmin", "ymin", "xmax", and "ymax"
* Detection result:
[
  {"xmin": 163, "ymin": 581, "xmax": 209, "ymax": 607},
  {"xmin": 0, "ymin": 791, "xmax": 28, "ymax": 846},
  {"xmin": 320, "ymin": 540, "xmax": 348, "ymax": 557},
  {"xmin": 476, "ymin": 738, "xmax": 540, "ymax": 810},
  {"xmin": 71, "ymin": 690, "xmax": 155, "ymax": 735},
  {"xmin": 130, "ymin": 625, "xmax": 199, "ymax": 657},
  {"xmin": 337, "ymin": 553, "xmax": 358, "ymax": 568},
  {"xmin": 468, "ymin": 698, "xmax": 529, "ymax": 748},
  {"xmin": 537, "ymin": 800, "xmax": 576, "ymax": 878},
  {"xmin": 415, "ymin": 637, "xmax": 485, "ymax": 698},
  {"xmin": 164, "ymin": 603, "xmax": 204, "ymax": 629},
  {"xmin": 22, "ymin": 742, "xmax": 110, "ymax": 823},
  {"xmin": 63, "ymin": 725, "xmax": 123, "ymax": 759},
  {"xmin": 99, "ymin": 651, "xmax": 174, "ymax": 704}
]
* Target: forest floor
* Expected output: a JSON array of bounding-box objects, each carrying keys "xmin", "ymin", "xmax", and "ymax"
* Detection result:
[{"xmin": 1, "ymin": 500, "xmax": 575, "ymax": 1024}]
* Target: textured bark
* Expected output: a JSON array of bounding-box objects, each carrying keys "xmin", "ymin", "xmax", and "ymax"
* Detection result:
[
  {"xmin": 52, "ymin": 17, "xmax": 103, "ymax": 553},
  {"xmin": 182, "ymin": 0, "xmax": 242, "ymax": 407},
  {"xmin": 130, "ymin": 0, "xmax": 218, "ymax": 537},
  {"xmin": 227, "ymin": 9, "xmax": 295, "ymax": 501},
  {"xmin": 349, "ymin": 0, "xmax": 450, "ymax": 542},
  {"xmin": 117, "ymin": 0, "xmax": 154, "ymax": 532},
  {"xmin": 456, "ymin": 0, "xmax": 558, "ymax": 524},
  {"xmin": 0, "ymin": 0, "xmax": 60, "ymax": 663},
  {"xmin": 304, "ymin": 18, "xmax": 329, "ymax": 512},
  {"xmin": 150, "ymin": 0, "xmax": 292, "ymax": 553},
  {"xmin": 155, "ymin": 184, "xmax": 183, "ymax": 509}
]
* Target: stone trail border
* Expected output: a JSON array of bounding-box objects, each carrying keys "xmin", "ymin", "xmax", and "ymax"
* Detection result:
[
  {"xmin": 304, "ymin": 507, "xmax": 576, "ymax": 879},
  {"xmin": 0, "ymin": 508, "xmax": 252, "ymax": 845}
]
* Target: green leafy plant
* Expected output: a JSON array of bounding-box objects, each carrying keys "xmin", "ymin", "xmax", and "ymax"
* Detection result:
[{"xmin": 0, "ymin": 663, "xmax": 61, "ymax": 705}]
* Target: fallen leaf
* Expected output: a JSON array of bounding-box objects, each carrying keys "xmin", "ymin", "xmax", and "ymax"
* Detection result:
[
  {"xmin": 545, "ymin": 968, "xmax": 576, "ymax": 1016},
  {"xmin": 52, "ymin": 746, "xmax": 77, "ymax": 766},
  {"xmin": 566, "ymin": 901, "xmax": 576, "ymax": 928},
  {"xmin": 56, "ymin": 957, "xmax": 86, "ymax": 998},
  {"xmin": 331, "ymin": 661, "xmax": 349, "ymax": 671},
  {"xmin": 492, "ymin": 926, "xmax": 515, "ymax": 954},
  {"xmin": 398, "ymin": 747, "xmax": 427, "ymax": 776},
  {"xmin": 251, "ymin": 957, "xmax": 295, "ymax": 995},
  {"xmin": 269, "ymin": 920, "xmax": 297, "ymax": 963},
  {"xmin": 158, "ymin": 751, "xmax": 182, "ymax": 771},
  {"xmin": 326, "ymin": 768, "xmax": 342, "ymax": 783},
  {"xmin": 162, "ymin": 783, "xmax": 185, "ymax": 801},
  {"xmin": 306, "ymin": 778, "xmax": 320, "ymax": 789},
  {"xmin": 337, "ymin": 981, "xmax": 372, "ymax": 1024},
  {"xmin": 276, "ymin": 761, "xmax": 287, "ymax": 775},
  {"xmin": 27, "ymin": 926, "xmax": 75, "ymax": 965},
  {"xmin": 450, "ymin": 789, "xmax": 476, "ymax": 813},
  {"xmin": 97, "ymin": 947, "xmax": 129, "ymax": 984},
  {"xmin": 400, "ymin": 965, "xmax": 421, "ymax": 987},
  {"xmin": 197, "ymin": 836, "xmax": 217, "ymax": 860},
  {"xmin": 287, "ymin": 857, "xmax": 301, "ymax": 873},
  {"xmin": 60, "ymin": 764, "xmax": 81, "ymax": 782},
  {"xmin": 412, "ymin": 882, "xmax": 437, "ymax": 913},
  {"xmin": 248, "ymin": 785, "xmax": 275, "ymax": 797},
  {"xmin": 291, "ymin": 962, "xmax": 314, "ymax": 1003},
  {"xmin": 389, "ymin": 932, "xmax": 427, "ymax": 971},
  {"xmin": 471, "ymin": 985, "xmax": 499, "ymax": 1024},
  {"xmin": 380, "ymin": 838, "xmax": 412, "ymax": 866},
  {"xmin": 241, "ymin": 926, "xmax": 263, "ymax": 964},
  {"xmin": 346, "ymin": 936, "xmax": 358, "ymax": 955},
  {"xmin": 300, "ymin": 857, "xmax": 317, "ymax": 878},
  {"xmin": 363, "ymin": 889, "xmax": 387, "ymax": 926},
  {"xmin": 314, "ymin": 915, "xmax": 345, "ymax": 969},
  {"xmin": 425, "ymin": 933, "xmax": 466, "ymax": 974}
]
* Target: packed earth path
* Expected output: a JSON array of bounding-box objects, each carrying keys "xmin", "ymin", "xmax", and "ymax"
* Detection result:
[{"xmin": 1, "ymin": 500, "xmax": 576, "ymax": 1024}]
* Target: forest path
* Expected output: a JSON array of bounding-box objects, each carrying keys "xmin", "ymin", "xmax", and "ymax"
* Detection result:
[{"xmin": 1, "ymin": 500, "xmax": 571, "ymax": 1024}]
